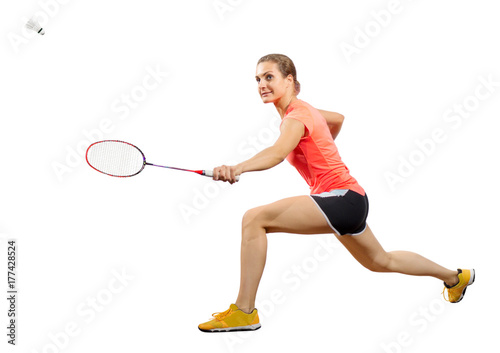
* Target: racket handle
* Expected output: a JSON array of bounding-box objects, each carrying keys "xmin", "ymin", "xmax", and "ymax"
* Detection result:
[{"xmin": 203, "ymin": 170, "xmax": 240, "ymax": 181}]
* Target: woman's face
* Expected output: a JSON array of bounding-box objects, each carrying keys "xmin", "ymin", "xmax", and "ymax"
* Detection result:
[{"xmin": 255, "ymin": 61, "xmax": 292, "ymax": 104}]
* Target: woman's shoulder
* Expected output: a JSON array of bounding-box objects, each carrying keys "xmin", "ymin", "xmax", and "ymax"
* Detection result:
[
  {"xmin": 286, "ymin": 99, "xmax": 313, "ymax": 116},
  {"xmin": 288, "ymin": 100, "xmax": 325, "ymax": 122}
]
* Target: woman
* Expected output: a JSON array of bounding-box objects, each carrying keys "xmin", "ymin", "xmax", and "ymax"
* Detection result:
[{"xmin": 198, "ymin": 54, "xmax": 474, "ymax": 333}]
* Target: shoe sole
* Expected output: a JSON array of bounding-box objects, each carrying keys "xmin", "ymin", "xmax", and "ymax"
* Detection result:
[
  {"xmin": 199, "ymin": 323, "xmax": 261, "ymax": 333},
  {"xmin": 454, "ymin": 269, "xmax": 475, "ymax": 303}
]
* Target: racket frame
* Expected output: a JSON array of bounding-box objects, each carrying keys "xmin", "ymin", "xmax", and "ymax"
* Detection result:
[{"xmin": 86, "ymin": 140, "xmax": 218, "ymax": 179}]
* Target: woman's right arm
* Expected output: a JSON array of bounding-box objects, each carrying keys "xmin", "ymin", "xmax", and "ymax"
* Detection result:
[
  {"xmin": 318, "ymin": 109, "xmax": 344, "ymax": 140},
  {"xmin": 212, "ymin": 118, "xmax": 304, "ymax": 183}
]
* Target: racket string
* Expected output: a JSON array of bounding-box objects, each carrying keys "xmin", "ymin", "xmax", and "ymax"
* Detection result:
[{"xmin": 87, "ymin": 141, "xmax": 145, "ymax": 177}]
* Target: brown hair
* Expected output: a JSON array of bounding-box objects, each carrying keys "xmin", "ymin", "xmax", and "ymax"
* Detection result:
[{"xmin": 257, "ymin": 54, "xmax": 300, "ymax": 95}]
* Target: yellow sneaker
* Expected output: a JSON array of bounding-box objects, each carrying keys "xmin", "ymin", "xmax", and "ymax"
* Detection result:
[
  {"xmin": 443, "ymin": 269, "xmax": 475, "ymax": 303},
  {"xmin": 198, "ymin": 304, "xmax": 261, "ymax": 332}
]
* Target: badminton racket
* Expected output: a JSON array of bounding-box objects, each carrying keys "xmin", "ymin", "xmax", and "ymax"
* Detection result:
[{"xmin": 85, "ymin": 140, "xmax": 239, "ymax": 180}]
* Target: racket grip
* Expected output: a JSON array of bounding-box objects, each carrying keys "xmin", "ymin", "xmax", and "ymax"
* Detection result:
[{"xmin": 203, "ymin": 170, "xmax": 240, "ymax": 181}]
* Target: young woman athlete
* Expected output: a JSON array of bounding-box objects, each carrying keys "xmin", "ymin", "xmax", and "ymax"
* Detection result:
[{"xmin": 198, "ymin": 54, "xmax": 475, "ymax": 332}]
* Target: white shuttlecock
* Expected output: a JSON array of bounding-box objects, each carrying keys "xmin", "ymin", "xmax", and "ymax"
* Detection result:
[{"xmin": 25, "ymin": 17, "xmax": 45, "ymax": 35}]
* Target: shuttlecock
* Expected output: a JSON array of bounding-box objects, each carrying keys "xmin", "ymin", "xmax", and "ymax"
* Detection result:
[{"xmin": 25, "ymin": 17, "xmax": 45, "ymax": 35}]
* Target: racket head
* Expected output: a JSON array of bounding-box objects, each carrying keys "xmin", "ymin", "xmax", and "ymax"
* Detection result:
[{"xmin": 86, "ymin": 140, "xmax": 147, "ymax": 177}]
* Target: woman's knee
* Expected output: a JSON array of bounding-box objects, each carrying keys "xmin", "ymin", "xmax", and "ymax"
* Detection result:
[
  {"xmin": 363, "ymin": 252, "xmax": 392, "ymax": 273},
  {"xmin": 242, "ymin": 207, "xmax": 267, "ymax": 231}
]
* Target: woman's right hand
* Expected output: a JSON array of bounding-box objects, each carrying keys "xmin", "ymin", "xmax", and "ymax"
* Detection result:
[{"xmin": 212, "ymin": 164, "xmax": 242, "ymax": 184}]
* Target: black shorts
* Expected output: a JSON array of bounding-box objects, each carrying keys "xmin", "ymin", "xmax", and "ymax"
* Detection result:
[{"xmin": 310, "ymin": 189, "xmax": 369, "ymax": 236}]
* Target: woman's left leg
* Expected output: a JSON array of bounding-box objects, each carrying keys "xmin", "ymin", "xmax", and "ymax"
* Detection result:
[
  {"xmin": 235, "ymin": 195, "xmax": 332, "ymax": 313},
  {"xmin": 335, "ymin": 225, "xmax": 459, "ymax": 286}
]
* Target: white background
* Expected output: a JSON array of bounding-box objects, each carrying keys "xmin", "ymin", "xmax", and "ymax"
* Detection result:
[{"xmin": 1, "ymin": 0, "xmax": 499, "ymax": 352}]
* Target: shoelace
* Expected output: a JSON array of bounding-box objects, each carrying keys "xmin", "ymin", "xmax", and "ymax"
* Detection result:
[
  {"xmin": 442, "ymin": 287, "xmax": 450, "ymax": 302},
  {"xmin": 212, "ymin": 308, "xmax": 233, "ymax": 321},
  {"xmin": 442, "ymin": 277, "xmax": 463, "ymax": 302}
]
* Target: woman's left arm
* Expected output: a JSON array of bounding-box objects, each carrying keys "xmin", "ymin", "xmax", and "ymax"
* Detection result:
[
  {"xmin": 318, "ymin": 109, "xmax": 344, "ymax": 140},
  {"xmin": 213, "ymin": 118, "xmax": 304, "ymax": 183}
]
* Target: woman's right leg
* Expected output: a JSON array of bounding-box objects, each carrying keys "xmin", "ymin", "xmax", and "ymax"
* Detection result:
[
  {"xmin": 235, "ymin": 195, "xmax": 333, "ymax": 313},
  {"xmin": 336, "ymin": 225, "xmax": 459, "ymax": 286}
]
